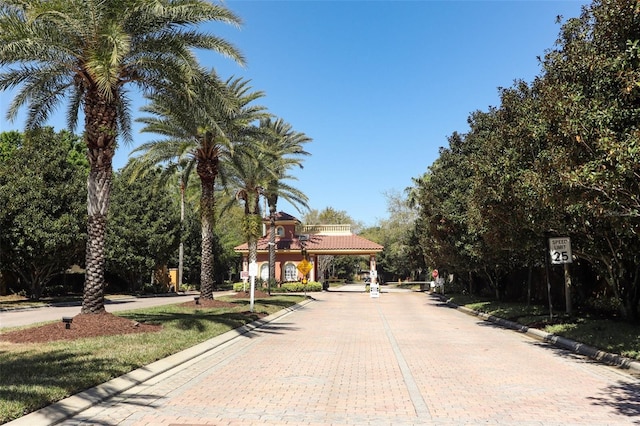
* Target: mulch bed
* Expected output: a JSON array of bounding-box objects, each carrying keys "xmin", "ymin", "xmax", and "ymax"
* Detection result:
[
  {"xmin": 1, "ymin": 291, "xmax": 273, "ymax": 345},
  {"xmin": 0, "ymin": 312, "xmax": 163, "ymax": 344},
  {"xmin": 230, "ymin": 290, "xmax": 271, "ymax": 299}
]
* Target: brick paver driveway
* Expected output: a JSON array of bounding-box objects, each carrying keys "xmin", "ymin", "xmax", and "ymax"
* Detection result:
[{"xmin": 40, "ymin": 286, "xmax": 640, "ymax": 425}]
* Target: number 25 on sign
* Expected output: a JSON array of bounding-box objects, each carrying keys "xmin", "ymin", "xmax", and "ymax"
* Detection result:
[{"xmin": 549, "ymin": 237, "xmax": 572, "ymax": 264}]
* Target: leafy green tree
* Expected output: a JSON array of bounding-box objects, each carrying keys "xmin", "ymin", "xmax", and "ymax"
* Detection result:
[
  {"xmin": 0, "ymin": 128, "xmax": 86, "ymax": 299},
  {"xmin": 0, "ymin": 0, "xmax": 244, "ymax": 313},
  {"xmin": 127, "ymin": 146, "xmax": 196, "ymax": 292},
  {"xmin": 105, "ymin": 166, "xmax": 180, "ymax": 293},
  {"xmin": 371, "ymin": 189, "xmax": 419, "ymax": 282},
  {"xmin": 538, "ymin": 0, "xmax": 640, "ymax": 320},
  {"xmin": 303, "ymin": 207, "xmax": 362, "ymax": 281},
  {"xmin": 304, "ymin": 207, "xmax": 363, "ymax": 231},
  {"xmin": 133, "ymin": 74, "xmax": 266, "ymax": 298},
  {"xmin": 408, "ymin": 0, "xmax": 640, "ymax": 317},
  {"xmin": 418, "ymin": 133, "xmax": 485, "ymax": 289},
  {"xmin": 212, "ymin": 198, "xmax": 246, "ymax": 284},
  {"xmin": 0, "ymin": 131, "xmax": 21, "ymax": 162}
]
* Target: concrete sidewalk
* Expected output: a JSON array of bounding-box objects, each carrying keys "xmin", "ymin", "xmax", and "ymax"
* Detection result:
[{"xmin": 9, "ymin": 286, "xmax": 640, "ymax": 425}]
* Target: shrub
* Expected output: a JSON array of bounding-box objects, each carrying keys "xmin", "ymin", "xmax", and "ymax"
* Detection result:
[
  {"xmin": 280, "ymin": 281, "xmax": 322, "ymax": 292},
  {"xmin": 232, "ymin": 281, "xmax": 322, "ymax": 292}
]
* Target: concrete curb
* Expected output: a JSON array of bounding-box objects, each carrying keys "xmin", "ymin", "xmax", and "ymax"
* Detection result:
[
  {"xmin": 6, "ymin": 298, "xmax": 315, "ymax": 426},
  {"xmin": 432, "ymin": 293, "xmax": 640, "ymax": 375},
  {"xmin": 0, "ymin": 291, "xmax": 207, "ymax": 313}
]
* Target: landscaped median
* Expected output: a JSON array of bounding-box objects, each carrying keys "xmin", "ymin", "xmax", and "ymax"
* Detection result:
[
  {"xmin": 431, "ymin": 292, "xmax": 640, "ymax": 374},
  {"xmin": 0, "ymin": 294, "xmax": 309, "ymax": 425}
]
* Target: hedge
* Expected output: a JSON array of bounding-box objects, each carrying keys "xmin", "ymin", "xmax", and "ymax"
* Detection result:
[{"xmin": 232, "ymin": 281, "xmax": 322, "ymax": 293}]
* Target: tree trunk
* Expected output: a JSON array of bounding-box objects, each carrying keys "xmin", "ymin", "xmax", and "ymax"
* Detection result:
[
  {"xmin": 81, "ymin": 92, "xmax": 116, "ymax": 314},
  {"xmin": 614, "ymin": 262, "xmax": 640, "ymax": 323},
  {"xmin": 178, "ymin": 177, "xmax": 185, "ymax": 292},
  {"xmin": 197, "ymin": 141, "xmax": 219, "ymax": 300},
  {"xmin": 268, "ymin": 203, "xmax": 277, "ymax": 291},
  {"xmin": 199, "ymin": 178, "xmax": 215, "ymax": 299},
  {"xmin": 527, "ymin": 265, "xmax": 533, "ymax": 307},
  {"xmin": 82, "ymin": 157, "xmax": 112, "ymax": 313}
]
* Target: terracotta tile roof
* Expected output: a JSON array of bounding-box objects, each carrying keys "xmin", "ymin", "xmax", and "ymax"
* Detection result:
[
  {"xmin": 305, "ymin": 234, "xmax": 383, "ymax": 251},
  {"xmin": 235, "ymin": 234, "xmax": 383, "ymax": 253},
  {"xmin": 235, "ymin": 211, "xmax": 383, "ymax": 254},
  {"xmin": 271, "ymin": 212, "xmax": 298, "ymax": 222}
]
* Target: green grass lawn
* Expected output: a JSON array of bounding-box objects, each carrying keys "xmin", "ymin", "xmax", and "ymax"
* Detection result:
[
  {"xmin": 444, "ymin": 293, "xmax": 640, "ymax": 361},
  {"xmin": 0, "ymin": 295, "xmax": 305, "ymax": 424}
]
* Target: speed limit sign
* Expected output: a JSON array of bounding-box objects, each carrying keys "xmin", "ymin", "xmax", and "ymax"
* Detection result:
[{"xmin": 549, "ymin": 237, "xmax": 572, "ymax": 264}]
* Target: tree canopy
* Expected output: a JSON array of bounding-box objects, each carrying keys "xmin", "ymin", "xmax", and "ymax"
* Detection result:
[
  {"xmin": 0, "ymin": 0, "xmax": 244, "ymax": 313},
  {"xmin": 408, "ymin": 0, "xmax": 640, "ymax": 320},
  {"xmin": 0, "ymin": 128, "xmax": 86, "ymax": 299}
]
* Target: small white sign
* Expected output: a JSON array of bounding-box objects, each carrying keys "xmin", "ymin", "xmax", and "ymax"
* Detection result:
[
  {"xmin": 370, "ymin": 282, "xmax": 380, "ymax": 298},
  {"xmin": 370, "ymin": 269, "xmax": 378, "ymax": 278},
  {"xmin": 549, "ymin": 237, "xmax": 572, "ymax": 264},
  {"xmin": 248, "ymin": 261, "xmax": 258, "ymax": 277}
]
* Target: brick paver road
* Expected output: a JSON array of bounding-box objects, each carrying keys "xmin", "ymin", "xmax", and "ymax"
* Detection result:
[{"xmin": 46, "ymin": 287, "xmax": 640, "ymax": 425}]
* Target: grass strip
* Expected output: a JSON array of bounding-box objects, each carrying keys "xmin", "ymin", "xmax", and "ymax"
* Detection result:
[
  {"xmin": 0, "ymin": 295, "xmax": 305, "ymax": 424},
  {"xmin": 445, "ymin": 293, "xmax": 640, "ymax": 361}
]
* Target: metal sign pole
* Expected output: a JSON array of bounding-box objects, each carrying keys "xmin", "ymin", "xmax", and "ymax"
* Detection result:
[
  {"xmin": 544, "ymin": 236, "xmax": 553, "ymax": 321},
  {"xmin": 549, "ymin": 237, "xmax": 573, "ymax": 316},
  {"xmin": 248, "ymin": 261, "xmax": 258, "ymax": 313}
]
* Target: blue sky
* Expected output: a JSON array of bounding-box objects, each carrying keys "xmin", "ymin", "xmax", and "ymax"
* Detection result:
[{"xmin": 0, "ymin": 0, "xmax": 589, "ymax": 227}]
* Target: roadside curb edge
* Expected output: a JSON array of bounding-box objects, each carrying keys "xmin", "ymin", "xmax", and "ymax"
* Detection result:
[
  {"xmin": 431, "ymin": 293, "xmax": 640, "ymax": 375},
  {"xmin": 5, "ymin": 297, "xmax": 315, "ymax": 426}
]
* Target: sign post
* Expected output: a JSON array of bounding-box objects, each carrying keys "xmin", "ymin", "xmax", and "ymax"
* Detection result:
[
  {"xmin": 549, "ymin": 237, "xmax": 573, "ymax": 315},
  {"xmin": 240, "ymin": 270, "xmax": 248, "ymax": 292},
  {"xmin": 369, "ymin": 270, "xmax": 379, "ymax": 298},
  {"xmin": 248, "ymin": 261, "xmax": 258, "ymax": 313}
]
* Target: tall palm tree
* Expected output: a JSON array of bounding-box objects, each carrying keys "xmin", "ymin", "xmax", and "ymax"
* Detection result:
[
  {"xmin": 221, "ymin": 140, "xmax": 272, "ymax": 291},
  {"xmin": 0, "ymin": 0, "xmax": 244, "ymax": 313},
  {"xmin": 220, "ymin": 142, "xmax": 273, "ymax": 312},
  {"xmin": 221, "ymin": 120, "xmax": 310, "ymax": 294},
  {"xmin": 133, "ymin": 72, "xmax": 266, "ymax": 299},
  {"xmin": 127, "ymin": 151, "xmax": 195, "ymax": 292},
  {"xmin": 260, "ymin": 118, "xmax": 311, "ymax": 289}
]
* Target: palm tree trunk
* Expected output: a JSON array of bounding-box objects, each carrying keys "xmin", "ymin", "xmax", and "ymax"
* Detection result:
[
  {"xmin": 81, "ymin": 94, "xmax": 116, "ymax": 314},
  {"xmin": 83, "ymin": 208, "xmax": 108, "ymax": 313},
  {"xmin": 268, "ymin": 203, "xmax": 277, "ymax": 292},
  {"xmin": 200, "ymin": 178, "xmax": 216, "ymax": 299},
  {"xmin": 249, "ymin": 195, "xmax": 261, "ymax": 284},
  {"xmin": 178, "ymin": 176, "xmax": 185, "ymax": 292}
]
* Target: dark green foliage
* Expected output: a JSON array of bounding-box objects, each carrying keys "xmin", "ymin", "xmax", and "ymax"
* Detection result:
[
  {"xmin": 232, "ymin": 281, "xmax": 322, "ymax": 292},
  {"xmin": 0, "ymin": 131, "xmax": 22, "ymax": 162},
  {"xmin": 105, "ymin": 167, "xmax": 180, "ymax": 292},
  {"xmin": 0, "ymin": 128, "xmax": 86, "ymax": 299},
  {"xmin": 409, "ymin": 0, "xmax": 640, "ymax": 320},
  {"xmin": 0, "ymin": 0, "xmax": 245, "ymax": 313}
]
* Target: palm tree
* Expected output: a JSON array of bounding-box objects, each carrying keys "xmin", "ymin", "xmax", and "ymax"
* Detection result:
[
  {"xmin": 221, "ymin": 119, "xmax": 310, "ymax": 294},
  {"xmin": 127, "ymin": 151, "xmax": 195, "ymax": 293},
  {"xmin": 0, "ymin": 0, "xmax": 244, "ymax": 313},
  {"xmin": 220, "ymin": 139, "xmax": 273, "ymax": 304},
  {"xmin": 260, "ymin": 118, "xmax": 311, "ymax": 290},
  {"xmin": 133, "ymin": 72, "xmax": 266, "ymax": 299}
]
